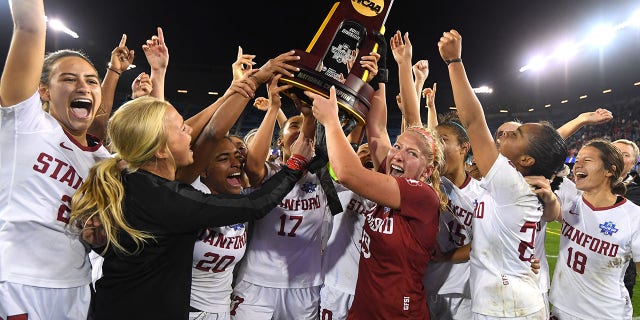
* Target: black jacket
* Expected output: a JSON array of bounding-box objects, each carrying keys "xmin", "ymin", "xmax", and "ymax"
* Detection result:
[{"xmin": 92, "ymin": 167, "xmax": 303, "ymax": 320}]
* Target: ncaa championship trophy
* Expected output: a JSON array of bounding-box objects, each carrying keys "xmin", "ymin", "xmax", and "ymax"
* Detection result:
[
  {"xmin": 280, "ymin": 0, "xmax": 394, "ymax": 136},
  {"xmin": 279, "ymin": 0, "xmax": 394, "ymax": 214}
]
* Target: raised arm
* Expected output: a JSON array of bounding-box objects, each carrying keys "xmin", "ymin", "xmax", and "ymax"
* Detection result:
[
  {"xmin": 232, "ymin": 46, "xmax": 256, "ymax": 82},
  {"xmin": 439, "ymin": 29, "xmax": 497, "ymax": 176},
  {"xmin": 176, "ymin": 73, "xmax": 262, "ymax": 183},
  {"xmin": 183, "ymin": 47, "xmax": 256, "ymax": 142},
  {"xmin": 0, "ymin": 0, "xmax": 46, "ymax": 107},
  {"xmin": 253, "ymin": 96, "xmax": 288, "ymax": 129},
  {"xmin": 364, "ymin": 83, "xmax": 391, "ymax": 169},
  {"xmin": 142, "ymin": 27, "xmax": 169, "ymax": 100},
  {"xmin": 245, "ymin": 75, "xmax": 291, "ymax": 185},
  {"xmin": 424, "ymin": 83, "xmax": 438, "ymax": 130},
  {"xmin": 309, "ymin": 86, "xmax": 402, "ymax": 208},
  {"xmin": 413, "ymin": 59, "xmax": 429, "ymax": 99},
  {"xmin": 556, "ymin": 108, "xmax": 613, "ymax": 140},
  {"xmin": 390, "ymin": 31, "xmax": 421, "ymax": 127},
  {"xmin": 91, "ymin": 34, "xmax": 135, "ymax": 140}
]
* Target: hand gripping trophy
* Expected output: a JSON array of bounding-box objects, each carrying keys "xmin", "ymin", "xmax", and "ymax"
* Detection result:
[
  {"xmin": 279, "ymin": 0, "xmax": 394, "ymax": 214},
  {"xmin": 279, "ymin": 0, "xmax": 394, "ymax": 169}
]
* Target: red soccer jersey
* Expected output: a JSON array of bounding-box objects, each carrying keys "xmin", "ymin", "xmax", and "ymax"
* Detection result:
[{"xmin": 347, "ymin": 177, "xmax": 439, "ymax": 319}]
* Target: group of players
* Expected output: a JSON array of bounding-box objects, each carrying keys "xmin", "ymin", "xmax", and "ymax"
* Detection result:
[{"xmin": 1, "ymin": 1, "xmax": 640, "ymax": 320}]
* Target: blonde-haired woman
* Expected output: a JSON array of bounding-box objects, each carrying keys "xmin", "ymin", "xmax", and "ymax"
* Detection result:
[{"xmin": 70, "ymin": 96, "xmax": 313, "ymax": 320}]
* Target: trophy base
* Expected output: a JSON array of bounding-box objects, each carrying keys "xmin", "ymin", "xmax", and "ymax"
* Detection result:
[{"xmin": 278, "ymin": 50, "xmax": 373, "ymax": 127}]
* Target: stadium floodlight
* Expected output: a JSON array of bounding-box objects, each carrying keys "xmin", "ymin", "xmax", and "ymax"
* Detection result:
[
  {"xmin": 623, "ymin": 9, "xmax": 640, "ymax": 28},
  {"xmin": 586, "ymin": 23, "xmax": 616, "ymax": 47},
  {"xmin": 519, "ymin": 55, "xmax": 546, "ymax": 73},
  {"xmin": 552, "ymin": 41, "xmax": 579, "ymax": 61},
  {"xmin": 473, "ymin": 86, "xmax": 493, "ymax": 94},
  {"xmin": 45, "ymin": 16, "xmax": 79, "ymax": 39}
]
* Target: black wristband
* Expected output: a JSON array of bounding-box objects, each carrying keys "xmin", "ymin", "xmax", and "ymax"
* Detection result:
[
  {"xmin": 445, "ymin": 58, "xmax": 462, "ymax": 65},
  {"xmin": 369, "ymin": 68, "xmax": 388, "ymax": 91}
]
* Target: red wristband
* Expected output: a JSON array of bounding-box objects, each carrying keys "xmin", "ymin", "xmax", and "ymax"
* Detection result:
[{"xmin": 286, "ymin": 154, "xmax": 309, "ymax": 171}]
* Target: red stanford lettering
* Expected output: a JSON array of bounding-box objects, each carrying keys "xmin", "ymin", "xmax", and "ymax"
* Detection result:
[
  {"xmin": 279, "ymin": 195, "xmax": 321, "ymax": 211},
  {"xmin": 33, "ymin": 152, "xmax": 83, "ymax": 189}
]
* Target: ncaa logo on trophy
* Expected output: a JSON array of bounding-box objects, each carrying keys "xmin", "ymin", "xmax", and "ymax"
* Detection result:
[{"xmin": 279, "ymin": 0, "xmax": 394, "ymax": 139}]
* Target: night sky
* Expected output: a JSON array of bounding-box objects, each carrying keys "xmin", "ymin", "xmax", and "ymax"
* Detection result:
[{"xmin": 1, "ymin": 0, "xmax": 639, "ymax": 134}]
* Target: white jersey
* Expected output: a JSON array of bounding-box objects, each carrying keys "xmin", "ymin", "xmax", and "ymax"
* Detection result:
[
  {"xmin": 550, "ymin": 180, "xmax": 640, "ymax": 319},
  {"xmin": 470, "ymin": 154, "xmax": 544, "ymax": 316},
  {"xmin": 424, "ymin": 174, "xmax": 482, "ymax": 296},
  {"xmin": 322, "ymin": 186, "xmax": 373, "ymax": 294},
  {"xmin": 235, "ymin": 163, "xmax": 329, "ymax": 288},
  {"xmin": 536, "ymin": 178, "xmax": 580, "ymax": 294},
  {"xmin": 189, "ymin": 179, "xmax": 248, "ymax": 313},
  {"xmin": 0, "ymin": 92, "xmax": 111, "ymax": 288}
]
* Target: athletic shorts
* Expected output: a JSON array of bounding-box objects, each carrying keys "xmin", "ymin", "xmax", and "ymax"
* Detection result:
[
  {"xmin": 230, "ymin": 280, "xmax": 319, "ymax": 320},
  {"xmin": 473, "ymin": 307, "xmax": 546, "ymax": 320},
  {"xmin": 0, "ymin": 281, "xmax": 90, "ymax": 320},
  {"xmin": 319, "ymin": 285, "xmax": 355, "ymax": 320},
  {"xmin": 189, "ymin": 310, "xmax": 230, "ymax": 320},
  {"xmin": 427, "ymin": 292, "xmax": 472, "ymax": 320}
]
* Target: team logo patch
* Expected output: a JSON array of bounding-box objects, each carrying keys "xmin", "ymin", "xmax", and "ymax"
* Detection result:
[
  {"xmin": 406, "ymin": 178, "xmax": 421, "ymax": 186},
  {"xmin": 229, "ymin": 223, "xmax": 244, "ymax": 231},
  {"xmin": 599, "ymin": 221, "xmax": 619, "ymax": 236},
  {"xmin": 301, "ymin": 181, "xmax": 317, "ymax": 193}
]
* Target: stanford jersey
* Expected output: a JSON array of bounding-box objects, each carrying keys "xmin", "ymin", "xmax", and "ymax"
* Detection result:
[
  {"xmin": 470, "ymin": 154, "xmax": 544, "ymax": 317},
  {"xmin": 322, "ymin": 187, "xmax": 373, "ymax": 295},
  {"xmin": 424, "ymin": 175, "xmax": 481, "ymax": 298},
  {"xmin": 235, "ymin": 163, "xmax": 329, "ymax": 288},
  {"xmin": 190, "ymin": 179, "xmax": 248, "ymax": 313},
  {"xmin": 0, "ymin": 92, "xmax": 111, "ymax": 288},
  {"xmin": 347, "ymin": 177, "xmax": 439, "ymax": 320},
  {"xmin": 550, "ymin": 180, "xmax": 640, "ymax": 319}
]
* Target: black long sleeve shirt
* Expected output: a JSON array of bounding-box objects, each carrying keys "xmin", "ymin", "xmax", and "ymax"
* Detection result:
[{"xmin": 92, "ymin": 167, "xmax": 302, "ymax": 320}]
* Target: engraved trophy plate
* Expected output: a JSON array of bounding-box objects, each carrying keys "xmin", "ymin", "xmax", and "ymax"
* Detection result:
[{"xmin": 279, "ymin": 0, "xmax": 394, "ymax": 132}]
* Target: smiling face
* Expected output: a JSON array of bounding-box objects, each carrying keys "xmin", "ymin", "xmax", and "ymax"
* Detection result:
[
  {"xmin": 39, "ymin": 56, "xmax": 102, "ymax": 138},
  {"xmin": 386, "ymin": 131, "xmax": 433, "ymax": 181},
  {"xmin": 573, "ymin": 145, "xmax": 613, "ymax": 193},
  {"xmin": 163, "ymin": 105, "xmax": 194, "ymax": 168},
  {"xmin": 201, "ymin": 138, "xmax": 243, "ymax": 195}
]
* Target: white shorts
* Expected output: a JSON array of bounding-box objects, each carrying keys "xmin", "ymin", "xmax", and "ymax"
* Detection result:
[
  {"xmin": 189, "ymin": 310, "xmax": 230, "ymax": 320},
  {"xmin": 549, "ymin": 306, "xmax": 582, "ymax": 320},
  {"xmin": 230, "ymin": 280, "xmax": 320, "ymax": 320},
  {"xmin": 427, "ymin": 293, "xmax": 472, "ymax": 320},
  {"xmin": 319, "ymin": 285, "xmax": 355, "ymax": 320},
  {"xmin": 541, "ymin": 290, "xmax": 549, "ymax": 319},
  {"xmin": 473, "ymin": 307, "xmax": 546, "ymax": 320},
  {"xmin": 549, "ymin": 306, "xmax": 631, "ymax": 320},
  {"xmin": 0, "ymin": 281, "xmax": 90, "ymax": 320}
]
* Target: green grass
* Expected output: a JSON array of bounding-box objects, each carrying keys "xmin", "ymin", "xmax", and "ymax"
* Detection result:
[{"xmin": 545, "ymin": 221, "xmax": 639, "ymax": 317}]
